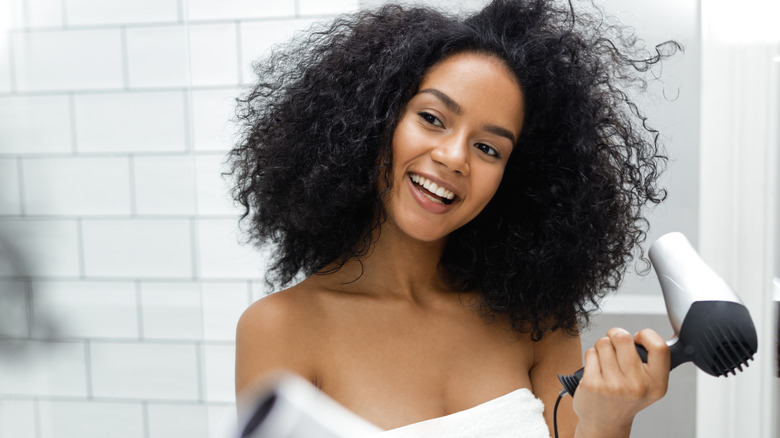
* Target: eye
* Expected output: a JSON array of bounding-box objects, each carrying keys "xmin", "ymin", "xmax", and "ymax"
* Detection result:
[
  {"xmin": 418, "ymin": 111, "xmax": 444, "ymax": 127},
  {"xmin": 475, "ymin": 143, "xmax": 500, "ymax": 158}
]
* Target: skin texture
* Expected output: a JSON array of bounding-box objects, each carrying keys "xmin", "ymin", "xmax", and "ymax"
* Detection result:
[{"xmin": 235, "ymin": 53, "xmax": 670, "ymax": 438}]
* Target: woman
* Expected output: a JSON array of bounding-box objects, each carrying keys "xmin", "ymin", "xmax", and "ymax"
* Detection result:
[{"xmin": 231, "ymin": 1, "xmax": 679, "ymax": 436}]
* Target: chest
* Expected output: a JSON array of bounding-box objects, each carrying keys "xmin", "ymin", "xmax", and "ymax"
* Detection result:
[{"xmin": 312, "ymin": 305, "xmax": 535, "ymax": 429}]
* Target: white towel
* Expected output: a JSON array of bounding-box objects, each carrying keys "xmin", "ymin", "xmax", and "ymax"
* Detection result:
[{"xmin": 370, "ymin": 388, "xmax": 551, "ymax": 438}]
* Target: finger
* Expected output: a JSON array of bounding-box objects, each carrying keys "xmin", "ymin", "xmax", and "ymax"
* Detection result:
[
  {"xmin": 607, "ymin": 327, "xmax": 643, "ymax": 375},
  {"xmin": 593, "ymin": 335, "xmax": 621, "ymax": 378},
  {"xmin": 582, "ymin": 345, "xmax": 602, "ymax": 381},
  {"xmin": 634, "ymin": 328, "xmax": 671, "ymax": 374}
]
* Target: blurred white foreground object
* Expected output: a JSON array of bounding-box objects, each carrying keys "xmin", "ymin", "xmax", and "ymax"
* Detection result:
[{"xmin": 236, "ymin": 371, "xmax": 382, "ymax": 438}]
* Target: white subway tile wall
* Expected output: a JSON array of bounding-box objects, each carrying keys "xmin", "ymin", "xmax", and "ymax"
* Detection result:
[
  {"xmin": 31, "ymin": 280, "xmax": 139, "ymax": 339},
  {"xmin": 125, "ymin": 26, "xmax": 190, "ymax": 88},
  {"xmin": 82, "ymin": 219, "xmax": 194, "ymax": 278},
  {"xmin": 0, "ymin": 399, "xmax": 37, "ymax": 438},
  {"xmin": 13, "ymin": 29, "xmax": 125, "ymax": 91},
  {"xmin": 74, "ymin": 91, "xmax": 188, "ymax": 153},
  {"xmin": 22, "ymin": 156, "xmax": 132, "ymax": 215},
  {"xmin": 90, "ymin": 342, "xmax": 200, "ymax": 400},
  {"xmin": 37, "ymin": 401, "xmax": 145, "ymax": 438},
  {"xmin": 0, "ymin": 219, "xmax": 81, "ymax": 277},
  {"xmin": 140, "ymin": 282, "xmax": 203, "ymax": 340},
  {"xmin": 0, "ymin": 340, "xmax": 88, "ymax": 397},
  {"xmin": 0, "ymin": 0, "xmax": 356, "ymax": 436},
  {"xmin": 147, "ymin": 404, "xmax": 210, "ymax": 438},
  {"xmin": 0, "ymin": 281, "xmax": 29, "ymax": 339},
  {"xmin": 0, "ymin": 37, "xmax": 12, "ymax": 93},
  {"xmin": 65, "ymin": 0, "xmax": 180, "ymax": 26},
  {"xmin": 0, "ymin": 95, "xmax": 73, "ymax": 154},
  {"xmin": 133, "ymin": 155, "xmax": 198, "ymax": 215}
]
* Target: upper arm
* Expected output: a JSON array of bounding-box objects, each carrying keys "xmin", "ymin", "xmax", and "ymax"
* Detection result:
[
  {"xmin": 529, "ymin": 328, "xmax": 583, "ymax": 438},
  {"xmin": 235, "ymin": 291, "xmax": 319, "ymax": 397}
]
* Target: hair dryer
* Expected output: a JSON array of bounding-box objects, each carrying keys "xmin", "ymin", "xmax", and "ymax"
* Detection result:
[{"xmin": 558, "ymin": 232, "xmax": 758, "ymax": 396}]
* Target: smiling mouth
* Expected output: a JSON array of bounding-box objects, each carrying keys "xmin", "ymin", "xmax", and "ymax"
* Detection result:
[{"xmin": 409, "ymin": 173, "xmax": 456, "ymax": 205}]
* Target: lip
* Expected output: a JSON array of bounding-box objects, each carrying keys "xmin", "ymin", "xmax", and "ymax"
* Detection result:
[{"xmin": 406, "ymin": 172, "xmax": 460, "ymax": 214}]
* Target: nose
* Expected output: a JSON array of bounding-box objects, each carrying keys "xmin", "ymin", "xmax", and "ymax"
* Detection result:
[{"xmin": 430, "ymin": 133, "xmax": 469, "ymax": 175}]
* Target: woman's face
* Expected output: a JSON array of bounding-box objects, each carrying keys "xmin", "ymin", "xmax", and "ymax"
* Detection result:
[{"xmin": 385, "ymin": 52, "xmax": 525, "ymax": 243}]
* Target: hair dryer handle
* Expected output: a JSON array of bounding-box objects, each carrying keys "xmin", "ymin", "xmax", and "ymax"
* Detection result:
[{"xmin": 557, "ymin": 344, "xmax": 648, "ymax": 396}]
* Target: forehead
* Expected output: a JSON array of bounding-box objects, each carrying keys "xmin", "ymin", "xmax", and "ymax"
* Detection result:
[{"xmin": 417, "ymin": 53, "xmax": 525, "ymax": 136}]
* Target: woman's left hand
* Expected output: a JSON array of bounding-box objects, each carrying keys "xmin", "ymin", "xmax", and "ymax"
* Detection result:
[{"xmin": 571, "ymin": 327, "xmax": 671, "ymax": 438}]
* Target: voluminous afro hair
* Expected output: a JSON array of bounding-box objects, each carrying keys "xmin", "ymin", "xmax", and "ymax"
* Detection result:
[{"xmin": 229, "ymin": 0, "xmax": 680, "ymax": 340}]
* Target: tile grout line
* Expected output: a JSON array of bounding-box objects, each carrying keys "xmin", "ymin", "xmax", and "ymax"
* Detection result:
[
  {"xmin": 6, "ymin": 14, "xmax": 345, "ymax": 35},
  {"xmin": 235, "ymin": 20, "xmax": 243, "ymax": 85},
  {"xmin": 183, "ymin": 91, "xmax": 193, "ymax": 152},
  {"xmin": 0, "ymin": 275, "xmax": 262, "ymax": 284},
  {"xmin": 0, "ymin": 84, "xmax": 238, "ymax": 97},
  {"xmin": 85, "ymin": 340, "xmax": 93, "ymax": 399},
  {"xmin": 8, "ymin": 24, "xmax": 18, "ymax": 92},
  {"xmin": 16, "ymin": 157, "xmax": 26, "ymax": 216},
  {"xmin": 33, "ymin": 398, "xmax": 42, "ymax": 438},
  {"xmin": 20, "ymin": 0, "xmax": 30, "ymax": 28},
  {"xmin": 0, "ymin": 334, "xmax": 235, "ymax": 345},
  {"xmin": 190, "ymin": 218, "xmax": 200, "ymax": 280},
  {"xmin": 0, "ymin": 150, "xmax": 233, "ymax": 159},
  {"xmin": 120, "ymin": 26, "xmax": 130, "ymax": 90},
  {"xmin": 60, "ymin": 0, "xmax": 68, "ymax": 28},
  {"xmin": 68, "ymin": 93, "xmax": 78, "ymax": 154},
  {"xmin": 25, "ymin": 280, "xmax": 33, "ymax": 338},
  {"xmin": 136, "ymin": 280, "xmax": 144, "ymax": 340},
  {"xmin": 142, "ymin": 401, "xmax": 151, "ymax": 438},
  {"xmin": 128, "ymin": 156, "xmax": 138, "ymax": 216},
  {"xmin": 76, "ymin": 218, "xmax": 86, "ymax": 279},
  {"xmin": 196, "ymin": 340, "xmax": 205, "ymax": 402},
  {"xmin": 177, "ymin": 0, "xmax": 185, "ymax": 23},
  {"xmin": 197, "ymin": 282, "xmax": 206, "ymax": 402}
]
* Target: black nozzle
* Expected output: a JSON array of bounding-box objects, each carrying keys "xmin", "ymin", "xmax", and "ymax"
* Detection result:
[{"xmin": 670, "ymin": 300, "xmax": 757, "ymax": 376}]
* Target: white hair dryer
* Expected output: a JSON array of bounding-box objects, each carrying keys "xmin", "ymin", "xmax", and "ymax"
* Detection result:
[{"xmin": 558, "ymin": 232, "xmax": 758, "ymax": 395}]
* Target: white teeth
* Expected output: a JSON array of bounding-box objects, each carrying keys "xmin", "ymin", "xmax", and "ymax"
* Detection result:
[{"xmin": 410, "ymin": 174, "xmax": 455, "ymax": 200}]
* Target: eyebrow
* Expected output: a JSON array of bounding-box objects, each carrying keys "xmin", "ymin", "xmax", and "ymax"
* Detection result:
[
  {"xmin": 419, "ymin": 88, "xmax": 462, "ymax": 115},
  {"xmin": 482, "ymin": 124, "xmax": 516, "ymax": 144},
  {"xmin": 418, "ymin": 88, "xmax": 517, "ymax": 144}
]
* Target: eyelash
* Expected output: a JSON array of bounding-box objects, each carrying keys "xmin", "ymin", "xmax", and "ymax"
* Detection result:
[
  {"xmin": 418, "ymin": 111, "xmax": 443, "ymax": 127},
  {"xmin": 476, "ymin": 143, "xmax": 500, "ymax": 158},
  {"xmin": 417, "ymin": 111, "xmax": 501, "ymax": 159}
]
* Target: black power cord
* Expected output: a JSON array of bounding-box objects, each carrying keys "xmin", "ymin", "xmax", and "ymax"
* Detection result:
[{"xmin": 553, "ymin": 389, "xmax": 566, "ymax": 438}]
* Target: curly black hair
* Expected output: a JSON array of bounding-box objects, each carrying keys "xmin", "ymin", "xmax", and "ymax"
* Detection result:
[{"xmin": 228, "ymin": 0, "xmax": 681, "ymax": 340}]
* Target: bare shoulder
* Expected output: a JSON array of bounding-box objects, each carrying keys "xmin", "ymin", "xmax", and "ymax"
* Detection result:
[
  {"xmin": 530, "ymin": 327, "xmax": 583, "ymax": 437},
  {"xmin": 235, "ymin": 281, "xmax": 327, "ymax": 396}
]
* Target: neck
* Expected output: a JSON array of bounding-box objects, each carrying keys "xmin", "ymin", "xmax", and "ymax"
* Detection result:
[{"xmin": 314, "ymin": 224, "xmax": 455, "ymax": 302}]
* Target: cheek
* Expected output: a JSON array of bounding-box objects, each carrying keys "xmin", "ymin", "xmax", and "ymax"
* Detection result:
[
  {"xmin": 473, "ymin": 168, "xmax": 506, "ymax": 209},
  {"xmin": 391, "ymin": 121, "xmax": 426, "ymax": 171}
]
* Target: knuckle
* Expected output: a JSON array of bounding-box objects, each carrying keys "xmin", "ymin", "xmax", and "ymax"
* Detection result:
[
  {"xmin": 595, "ymin": 336, "xmax": 611, "ymax": 349},
  {"xmin": 608, "ymin": 327, "xmax": 633, "ymax": 344},
  {"xmin": 624, "ymin": 382, "xmax": 647, "ymax": 400}
]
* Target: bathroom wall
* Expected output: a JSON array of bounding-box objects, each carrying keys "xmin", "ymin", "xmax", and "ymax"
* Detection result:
[
  {"xmin": 0, "ymin": 1, "xmax": 359, "ymax": 437},
  {"xmin": 0, "ymin": 0, "xmax": 701, "ymax": 437}
]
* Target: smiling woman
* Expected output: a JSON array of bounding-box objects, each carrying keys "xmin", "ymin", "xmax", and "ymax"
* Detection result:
[{"xmin": 228, "ymin": 1, "xmax": 679, "ymax": 437}]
